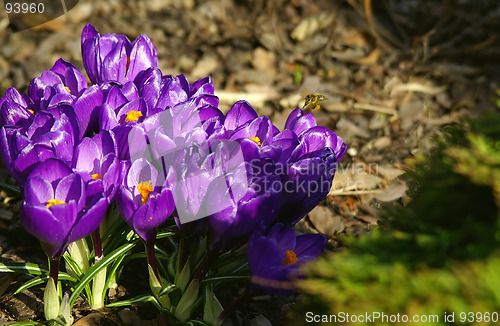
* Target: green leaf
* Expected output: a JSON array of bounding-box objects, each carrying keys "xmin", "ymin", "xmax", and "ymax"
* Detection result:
[
  {"xmin": 69, "ymin": 241, "xmax": 138, "ymax": 307},
  {"xmin": 184, "ymin": 321, "xmax": 213, "ymax": 326},
  {"xmin": 107, "ymin": 294, "xmax": 176, "ymax": 319},
  {"xmin": 203, "ymin": 291, "xmax": 223, "ymax": 326},
  {"xmin": 106, "ymin": 294, "xmax": 159, "ymax": 307},
  {"xmin": 157, "ymin": 231, "xmax": 176, "ymax": 239},
  {"xmin": 159, "ymin": 283, "xmax": 180, "ymax": 297},
  {"xmin": 175, "ymin": 279, "xmax": 200, "ymax": 322},
  {"xmin": 175, "ymin": 258, "xmax": 190, "ymax": 292},
  {"xmin": 0, "ymin": 181, "xmax": 21, "ymax": 195},
  {"xmin": 44, "ymin": 277, "xmax": 59, "ymax": 320},
  {"xmin": 7, "ymin": 322, "xmax": 46, "ymax": 326},
  {"xmin": 15, "ymin": 273, "xmax": 77, "ymax": 294},
  {"xmin": 0, "ymin": 262, "xmax": 48, "ymax": 275},
  {"xmin": 202, "ymin": 275, "xmax": 249, "ymax": 284}
]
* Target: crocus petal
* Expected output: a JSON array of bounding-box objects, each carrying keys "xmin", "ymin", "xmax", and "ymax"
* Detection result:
[
  {"xmin": 284, "ymin": 108, "xmax": 316, "ymax": 136},
  {"xmin": 54, "ymin": 174, "xmax": 85, "ymax": 210},
  {"xmin": 224, "ymin": 100, "xmax": 258, "ymax": 132},
  {"xmin": 127, "ymin": 35, "xmax": 158, "ymax": 82},
  {"xmin": 68, "ymin": 194, "xmax": 108, "ymax": 243},
  {"xmin": 294, "ymin": 233, "xmax": 327, "ymax": 258},
  {"xmin": 248, "ymin": 236, "xmax": 284, "ymax": 274},
  {"xmin": 27, "ymin": 158, "xmax": 73, "ymax": 185},
  {"xmin": 24, "ymin": 176, "xmax": 54, "ymax": 204},
  {"xmin": 73, "ymin": 85, "xmax": 103, "ymax": 136}
]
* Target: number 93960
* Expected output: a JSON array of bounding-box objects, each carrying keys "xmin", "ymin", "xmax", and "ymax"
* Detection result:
[
  {"xmin": 5, "ymin": 2, "xmax": 45, "ymax": 14},
  {"xmin": 459, "ymin": 312, "xmax": 498, "ymax": 323}
]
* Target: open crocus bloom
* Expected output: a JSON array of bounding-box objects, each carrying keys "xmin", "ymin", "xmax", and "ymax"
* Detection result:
[
  {"xmin": 116, "ymin": 157, "xmax": 176, "ymax": 242},
  {"xmin": 72, "ymin": 130, "xmax": 120, "ymax": 202},
  {"xmin": 20, "ymin": 158, "xmax": 108, "ymax": 258},
  {"xmin": 247, "ymin": 223, "xmax": 326, "ymax": 294}
]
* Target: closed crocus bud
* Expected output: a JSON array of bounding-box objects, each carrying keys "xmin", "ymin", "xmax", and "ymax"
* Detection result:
[
  {"xmin": 81, "ymin": 24, "xmax": 158, "ymax": 85},
  {"xmin": 0, "ymin": 88, "xmax": 33, "ymax": 127},
  {"xmin": 247, "ymin": 223, "xmax": 326, "ymax": 295},
  {"xmin": 20, "ymin": 158, "xmax": 108, "ymax": 259}
]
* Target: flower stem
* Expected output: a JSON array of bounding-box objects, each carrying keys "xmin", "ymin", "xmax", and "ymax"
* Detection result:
[
  {"xmin": 146, "ymin": 238, "xmax": 159, "ymax": 279},
  {"xmin": 217, "ymin": 288, "xmax": 250, "ymax": 323},
  {"xmin": 91, "ymin": 229, "xmax": 106, "ymax": 310},
  {"xmin": 91, "ymin": 229, "xmax": 103, "ymax": 258},
  {"xmin": 193, "ymin": 249, "xmax": 215, "ymax": 281},
  {"xmin": 49, "ymin": 257, "xmax": 60, "ymax": 284}
]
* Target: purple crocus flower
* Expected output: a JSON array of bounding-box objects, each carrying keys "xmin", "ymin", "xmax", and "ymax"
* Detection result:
[
  {"xmin": 27, "ymin": 59, "xmax": 85, "ymax": 113},
  {"xmin": 135, "ymin": 71, "xmax": 219, "ymax": 115},
  {"xmin": 72, "ymin": 130, "xmax": 120, "ymax": 202},
  {"xmin": 115, "ymin": 158, "xmax": 176, "ymax": 243},
  {"xmin": 20, "ymin": 158, "xmax": 108, "ymax": 259},
  {"xmin": 81, "ymin": 24, "xmax": 158, "ymax": 85},
  {"xmin": 0, "ymin": 88, "xmax": 33, "ymax": 127},
  {"xmin": 224, "ymin": 103, "xmax": 347, "ymax": 227},
  {"xmin": 0, "ymin": 59, "xmax": 102, "ymax": 138},
  {"xmin": 275, "ymin": 110, "xmax": 347, "ymax": 227},
  {"xmin": 115, "ymin": 157, "xmax": 176, "ymax": 281},
  {"xmin": 0, "ymin": 111, "xmax": 77, "ymax": 187},
  {"xmin": 206, "ymin": 150, "xmax": 280, "ymax": 251},
  {"xmin": 247, "ymin": 223, "xmax": 326, "ymax": 294}
]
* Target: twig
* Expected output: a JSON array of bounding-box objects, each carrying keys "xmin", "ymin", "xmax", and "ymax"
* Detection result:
[
  {"xmin": 329, "ymin": 189, "xmax": 382, "ymax": 196},
  {"xmin": 352, "ymin": 102, "xmax": 397, "ymax": 115}
]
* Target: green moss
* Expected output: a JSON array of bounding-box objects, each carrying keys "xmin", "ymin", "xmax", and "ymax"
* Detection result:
[{"xmin": 295, "ymin": 112, "xmax": 500, "ymax": 325}]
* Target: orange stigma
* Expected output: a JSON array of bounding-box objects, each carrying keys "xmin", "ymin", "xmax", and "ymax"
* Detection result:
[
  {"xmin": 138, "ymin": 180, "xmax": 153, "ymax": 205},
  {"xmin": 283, "ymin": 250, "xmax": 298, "ymax": 266},
  {"xmin": 91, "ymin": 173, "xmax": 102, "ymax": 179},
  {"xmin": 46, "ymin": 199, "xmax": 66, "ymax": 208},
  {"xmin": 125, "ymin": 110, "xmax": 143, "ymax": 122},
  {"xmin": 251, "ymin": 136, "xmax": 262, "ymax": 146}
]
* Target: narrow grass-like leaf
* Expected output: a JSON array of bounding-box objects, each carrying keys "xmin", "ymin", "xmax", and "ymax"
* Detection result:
[
  {"xmin": 69, "ymin": 241, "xmax": 138, "ymax": 307},
  {"xmin": 63, "ymin": 251, "xmax": 92, "ymax": 304},
  {"xmin": 0, "ymin": 181, "xmax": 21, "ymax": 194},
  {"xmin": 158, "ymin": 283, "xmax": 180, "ymax": 297},
  {"xmin": 0, "ymin": 262, "xmax": 47, "ymax": 275},
  {"xmin": 7, "ymin": 322, "xmax": 46, "ymax": 326},
  {"xmin": 107, "ymin": 294, "xmax": 176, "ymax": 318},
  {"xmin": 202, "ymin": 275, "xmax": 249, "ymax": 284},
  {"xmin": 14, "ymin": 273, "xmax": 77, "ymax": 294},
  {"xmin": 157, "ymin": 231, "xmax": 176, "ymax": 239},
  {"xmin": 184, "ymin": 321, "xmax": 213, "ymax": 326}
]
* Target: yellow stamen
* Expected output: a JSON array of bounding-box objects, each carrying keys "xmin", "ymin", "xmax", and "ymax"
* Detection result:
[
  {"xmin": 46, "ymin": 199, "xmax": 66, "ymax": 208},
  {"xmin": 283, "ymin": 250, "xmax": 298, "ymax": 266},
  {"xmin": 125, "ymin": 110, "xmax": 143, "ymax": 122},
  {"xmin": 65, "ymin": 86, "xmax": 71, "ymax": 93},
  {"xmin": 91, "ymin": 173, "xmax": 102, "ymax": 179},
  {"xmin": 28, "ymin": 109, "xmax": 34, "ymax": 115},
  {"xmin": 251, "ymin": 136, "xmax": 261, "ymax": 146},
  {"xmin": 138, "ymin": 180, "xmax": 153, "ymax": 205}
]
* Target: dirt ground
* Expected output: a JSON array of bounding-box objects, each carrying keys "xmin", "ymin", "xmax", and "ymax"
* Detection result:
[{"xmin": 0, "ymin": 0, "xmax": 499, "ymax": 324}]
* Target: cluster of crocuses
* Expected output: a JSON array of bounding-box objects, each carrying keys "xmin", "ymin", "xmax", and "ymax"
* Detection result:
[{"xmin": 0, "ymin": 24, "xmax": 346, "ymax": 324}]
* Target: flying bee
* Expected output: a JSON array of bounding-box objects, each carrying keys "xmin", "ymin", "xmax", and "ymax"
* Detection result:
[{"xmin": 302, "ymin": 94, "xmax": 328, "ymax": 111}]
